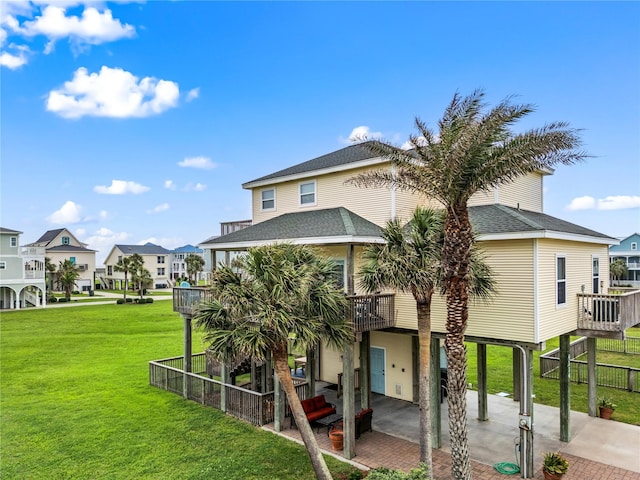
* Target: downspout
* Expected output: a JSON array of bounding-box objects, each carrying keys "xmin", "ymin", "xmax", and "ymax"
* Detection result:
[
  {"xmin": 391, "ymin": 164, "xmax": 396, "ymax": 221},
  {"xmin": 514, "ymin": 344, "xmax": 534, "ymax": 478}
]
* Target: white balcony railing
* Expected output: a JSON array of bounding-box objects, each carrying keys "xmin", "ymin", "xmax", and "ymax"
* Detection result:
[
  {"xmin": 21, "ymin": 246, "xmax": 45, "ymax": 257},
  {"xmin": 24, "ymin": 271, "xmax": 45, "ymax": 279}
]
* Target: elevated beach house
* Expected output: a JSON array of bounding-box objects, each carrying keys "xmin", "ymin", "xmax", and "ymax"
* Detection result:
[{"xmin": 0, "ymin": 227, "xmax": 46, "ymax": 309}]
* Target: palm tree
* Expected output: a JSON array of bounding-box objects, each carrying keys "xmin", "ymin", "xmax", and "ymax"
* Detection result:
[
  {"xmin": 350, "ymin": 90, "xmax": 586, "ymax": 479},
  {"xmin": 57, "ymin": 259, "xmax": 80, "ymax": 301},
  {"xmin": 132, "ymin": 264, "xmax": 153, "ymax": 299},
  {"xmin": 45, "ymin": 257, "xmax": 57, "ymax": 291},
  {"xmin": 359, "ymin": 207, "xmax": 495, "ymax": 471},
  {"xmin": 194, "ymin": 244, "xmax": 353, "ymax": 480},
  {"xmin": 185, "ymin": 254, "xmax": 205, "ymax": 284},
  {"xmin": 114, "ymin": 253, "xmax": 143, "ymax": 300},
  {"xmin": 609, "ymin": 259, "xmax": 628, "ymax": 284}
]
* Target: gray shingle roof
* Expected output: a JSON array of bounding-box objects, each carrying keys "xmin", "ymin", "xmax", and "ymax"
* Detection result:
[
  {"xmin": 115, "ymin": 243, "xmax": 171, "ymax": 255},
  {"xmin": 469, "ymin": 204, "xmax": 615, "ymax": 240},
  {"xmin": 202, "ymin": 208, "xmax": 382, "ymax": 245},
  {"xmin": 33, "ymin": 228, "xmax": 65, "ymax": 244},
  {"xmin": 46, "ymin": 245, "xmax": 96, "ymax": 253},
  {"xmin": 0, "ymin": 227, "xmax": 22, "ymax": 234},
  {"xmin": 243, "ymin": 142, "xmax": 380, "ymax": 186}
]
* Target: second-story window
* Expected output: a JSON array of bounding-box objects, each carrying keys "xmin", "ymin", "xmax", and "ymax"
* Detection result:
[
  {"xmin": 261, "ymin": 188, "xmax": 275, "ymax": 211},
  {"xmin": 158, "ymin": 256, "xmax": 165, "ymax": 264},
  {"xmin": 10, "ymin": 237, "xmax": 17, "ymax": 247},
  {"xmin": 108, "ymin": 266, "xmax": 113, "ymax": 275},
  {"xmin": 158, "ymin": 268, "xmax": 165, "ymax": 276},
  {"xmin": 0, "ymin": 261, "xmax": 6, "ymax": 270},
  {"xmin": 299, "ymin": 181, "xmax": 316, "ymax": 206},
  {"xmin": 632, "ymin": 242, "xmax": 638, "ymax": 251},
  {"xmin": 556, "ymin": 255, "xmax": 566, "ymax": 306},
  {"xmin": 62, "ymin": 236, "xmax": 70, "ymax": 245},
  {"xmin": 70, "ymin": 257, "xmax": 76, "ymax": 265}
]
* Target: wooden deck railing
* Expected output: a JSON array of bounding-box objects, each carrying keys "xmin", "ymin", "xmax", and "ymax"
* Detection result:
[
  {"xmin": 149, "ymin": 354, "xmax": 308, "ymax": 426},
  {"xmin": 577, "ymin": 289, "xmax": 640, "ymax": 337},
  {"xmin": 337, "ymin": 368, "xmax": 361, "ymax": 398},
  {"xmin": 174, "ymin": 287, "xmax": 395, "ymax": 332}
]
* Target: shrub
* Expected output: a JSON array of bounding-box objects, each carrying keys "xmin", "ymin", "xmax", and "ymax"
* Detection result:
[
  {"xmin": 57, "ymin": 298, "xmax": 68, "ymax": 303},
  {"xmin": 125, "ymin": 298, "xmax": 133, "ymax": 303},
  {"xmin": 48, "ymin": 297, "xmax": 58, "ymax": 303},
  {"xmin": 146, "ymin": 298, "xmax": 154, "ymax": 304},
  {"xmin": 542, "ymin": 452, "xmax": 569, "ymax": 475},
  {"xmin": 116, "ymin": 299, "xmax": 124, "ymax": 305},
  {"xmin": 367, "ymin": 464, "xmax": 430, "ymax": 480}
]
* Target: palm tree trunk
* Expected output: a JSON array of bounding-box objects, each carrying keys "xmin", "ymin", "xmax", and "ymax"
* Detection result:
[
  {"xmin": 443, "ymin": 205, "xmax": 473, "ymax": 480},
  {"xmin": 416, "ymin": 299, "xmax": 433, "ymax": 471},
  {"xmin": 272, "ymin": 344, "xmax": 333, "ymax": 480},
  {"xmin": 124, "ymin": 273, "xmax": 128, "ymax": 301}
]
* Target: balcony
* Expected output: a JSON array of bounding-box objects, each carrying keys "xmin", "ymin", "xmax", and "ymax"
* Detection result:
[
  {"xmin": 21, "ymin": 246, "xmax": 45, "ymax": 258},
  {"xmin": 577, "ymin": 289, "xmax": 640, "ymax": 339},
  {"xmin": 173, "ymin": 288, "xmax": 395, "ymax": 333}
]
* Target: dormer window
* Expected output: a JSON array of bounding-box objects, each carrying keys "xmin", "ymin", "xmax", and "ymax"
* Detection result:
[
  {"xmin": 62, "ymin": 236, "xmax": 70, "ymax": 245},
  {"xmin": 299, "ymin": 181, "xmax": 316, "ymax": 206},
  {"xmin": 261, "ymin": 188, "xmax": 275, "ymax": 211}
]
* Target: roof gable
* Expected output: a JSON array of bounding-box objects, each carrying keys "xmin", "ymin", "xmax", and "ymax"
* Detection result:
[{"xmin": 114, "ymin": 243, "xmax": 171, "ymax": 255}]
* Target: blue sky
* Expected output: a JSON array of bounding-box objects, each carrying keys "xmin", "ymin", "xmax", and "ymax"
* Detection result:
[{"xmin": 2, "ymin": 1, "xmax": 639, "ymax": 264}]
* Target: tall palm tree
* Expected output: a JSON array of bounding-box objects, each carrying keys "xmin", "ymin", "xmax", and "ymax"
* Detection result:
[
  {"xmin": 185, "ymin": 254, "xmax": 205, "ymax": 284},
  {"xmin": 609, "ymin": 259, "xmax": 628, "ymax": 284},
  {"xmin": 57, "ymin": 259, "xmax": 80, "ymax": 301},
  {"xmin": 194, "ymin": 244, "xmax": 353, "ymax": 480},
  {"xmin": 114, "ymin": 253, "xmax": 144, "ymax": 300},
  {"xmin": 359, "ymin": 207, "xmax": 495, "ymax": 472},
  {"xmin": 350, "ymin": 90, "xmax": 586, "ymax": 479}
]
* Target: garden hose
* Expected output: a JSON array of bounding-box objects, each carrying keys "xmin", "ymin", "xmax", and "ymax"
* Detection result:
[{"xmin": 492, "ymin": 443, "xmax": 521, "ymax": 475}]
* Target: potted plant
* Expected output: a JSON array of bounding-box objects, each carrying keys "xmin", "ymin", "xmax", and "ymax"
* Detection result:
[
  {"xmin": 598, "ymin": 397, "xmax": 616, "ymax": 419},
  {"xmin": 542, "ymin": 451, "xmax": 569, "ymax": 480},
  {"xmin": 328, "ymin": 424, "xmax": 344, "ymax": 451}
]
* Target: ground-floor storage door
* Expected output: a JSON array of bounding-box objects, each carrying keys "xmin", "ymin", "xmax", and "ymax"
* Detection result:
[{"xmin": 370, "ymin": 346, "xmax": 385, "ymax": 395}]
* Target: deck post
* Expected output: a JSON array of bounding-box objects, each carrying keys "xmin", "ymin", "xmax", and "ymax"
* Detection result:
[
  {"xmin": 430, "ymin": 337, "xmax": 442, "ymax": 449},
  {"xmin": 559, "ymin": 334, "xmax": 571, "ymax": 441},
  {"xmin": 512, "ymin": 348, "xmax": 521, "ymax": 402},
  {"xmin": 183, "ymin": 314, "xmax": 192, "ymax": 399},
  {"xmin": 342, "ymin": 343, "xmax": 356, "ymax": 459},
  {"xmin": 587, "ymin": 337, "xmax": 597, "ymax": 417},
  {"xmin": 306, "ymin": 347, "xmax": 316, "ymax": 397},
  {"xmin": 220, "ymin": 363, "xmax": 230, "ymax": 413},
  {"xmin": 518, "ymin": 346, "xmax": 534, "ymax": 478},
  {"xmin": 477, "ymin": 343, "xmax": 488, "ymax": 421},
  {"xmin": 274, "ymin": 373, "xmax": 285, "ymax": 432},
  {"xmin": 360, "ymin": 332, "xmax": 371, "ymax": 410}
]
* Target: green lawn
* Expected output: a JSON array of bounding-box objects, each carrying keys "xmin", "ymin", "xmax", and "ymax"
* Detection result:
[
  {"xmin": 466, "ymin": 329, "xmax": 640, "ymax": 426},
  {"xmin": 0, "ymin": 303, "xmax": 359, "ymax": 480}
]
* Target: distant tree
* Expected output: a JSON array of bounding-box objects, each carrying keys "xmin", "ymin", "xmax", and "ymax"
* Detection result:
[
  {"xmin": 45, "ymin": 257, "xmax": 57, "ymax": 291},
  {"xmin": 610, "ymin": 259, "xmax": 628, "ymax": 284},
  {"xmin": 132, "ymin": 264, "xmax": 153, "ymax": 298},
  {"xmin": 114, "ymin": 253, "xmax": 144, "ymax": 300},
  {"xmin": 185, "ymin": 254, "xmax": 205, "ymax": 284},
  {"xmin": 57, "ymin": 259, "xmax": 80, "ymax": 301}
]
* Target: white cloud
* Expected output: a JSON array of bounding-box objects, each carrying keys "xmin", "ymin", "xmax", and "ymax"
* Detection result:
[
  {"xmin": 566, "ymin": 195, "xmax": 640, "ymax": 211},
  {"xmin": 46, "ymin": 200, "xmax": 84, "ymax": 224},
  {"xmin": 21, "ymin": 6, "xmax": 135, "ymax": 52},
  {"xmin": 184, "ymin": 182, "xmax": 206, "ymax": 192},
  {"xmin": 46, "ymin": 66, "xmax": 180, "ymax": 119},
  {"xmin": 147, "ymin": 203, "xmax": 170, "ymax": 214},
  {"xmin": 0, "ymin": 48, "xmax": 27, "ymax": 68},
  {"xmin": 401, "ymin": 136, "xmax": 428, "ymax": 150},
  {"xmin": 99, "ymin": 210, "xmax": 108, "ymax": 219},
  {"xmin": 93, "ymin": 179, "xmax": 150, "ymax": 195},
  {"xmin": 178, "ymin": 156, "xmax": 217, "ymax": 170},
  {"xmin": 186, "ymin": 87, "xmax": 199, "ymax": 102},
  {"xmin": 341, "ymin": 125, "xmax": 383, "ymax": 144},
  {"xmin": 139, "ymin": 236, "xmax": 184, "ymax": 250},
  {"xmin": 83, "ymin": 227, "xmax": 130, "ymax": 265},
  {"xmin": 164, "ymin": 179, "xmax": 176, "ymax": 190}
]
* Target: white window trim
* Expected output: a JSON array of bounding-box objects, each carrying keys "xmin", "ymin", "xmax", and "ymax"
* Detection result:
[
  {"xmin": 299, "ymin": 180, "xmax": 317, "ymax": 207},
  {"xmin": 260, "ymin": 188, "xmax": 276, "ymax": 211},
  {"xmin": 0, "ymin": 261, "xmax": 6, "ymax": 269},
  {"xmin": 10, "ymin": 237, "xmax": 17, "ymax": 247},
  {"xmin": 333, "ymin": 258, "xmax": 346, "ymax": 291},
  {"xmin": 632, "ymin": 242, "xmax": 638, "ymax": 251},
  {"xmin": 592, "ymin": 255, "xmax": 600, "ymax": 294},
  {"xmin": 556, "ymin": 254, "xmax": 567, "ymax": 307}
]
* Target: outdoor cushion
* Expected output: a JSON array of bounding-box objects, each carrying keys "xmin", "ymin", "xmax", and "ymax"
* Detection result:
[
  {"xmin": 313, "ymin": 395, "xmax": 328, "ymax": 410},
  {"xmin": 301, "ymin": 398, "xmax": 316, "ymax": 414}
]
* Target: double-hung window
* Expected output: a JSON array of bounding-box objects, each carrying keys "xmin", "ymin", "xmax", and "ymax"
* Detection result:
[
  {"xmin": 299, "ymin": 181, "xmax": 316, "ymax": 206},
  {"xmin": 592, "ymin": 257, "xmax": 600, "ymax": 294},
  {"xmin": 10, "ymin": 237, "xmax": 17, "ymax": 247},
  {"xmin": 0, "ymin": 261, "xmax": 6, "ymax": 270},
  {"xmin": 261, "ymin": 189, "xmax": 275, "ymax": 211},
  {"xmin": 556, "ymin": 255, "xmax": 567, "ymax": 306}
]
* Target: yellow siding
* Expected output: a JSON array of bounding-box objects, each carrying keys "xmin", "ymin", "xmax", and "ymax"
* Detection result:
[
  {"xmin": 319, "ymin": 342, "xmax": 360, "ymax": 385},
  {"xmin": 468, "ymin": 172, "xmax": 543, "ymax": 212},
  {"xmin": 536, "ymin": 239, "xmax": 610, "ymax": 342},
  {"xmin": 370, "ymin": 331, "xmax": 414, "ymax": 401}
]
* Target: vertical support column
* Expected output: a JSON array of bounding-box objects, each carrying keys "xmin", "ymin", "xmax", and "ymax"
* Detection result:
[
  {"xmin": 183, "ymin": 314, "xmax": 192, "ymax": 399},
  {"xmin": 306, "ymin": 347, "xmax": 316, "ymax": 397},
  {"xmin": 430, "ymin": 337, "xmax": 442, "ymax": 449},
  {"xmin": 559, "ymin": 334, "xmax": 571, "ymax": 441},
  {"xmin": 512, "ymin": 348, "xmax": 521, "ymax": 402},
  {"xmin": 412, "ymin": 336, "xmax": 420, "ymax": 404},
  {"xmin": 518, "ymin": 347, "xmax": 534, "ymax": 478},
  {"xmin": 342, "ymin": 343, "xmax": 355, "ymax": 459},
  {"xmin": 587, "ymin": 337, "xmax": 597, "ymax": 417},
  {"xmin": 274, "ymin": 373, "xmax": 286, "ymax": 432},
  {"xmin": 477, "ymin": 343, "xmax": 488, "ymax": 421},
  {"xmin": 360, "ymin": 332, "xmax": 371, "ymax": 410},
  {"xmin": 220, "ymin": 364, "xmax": 230, "ymax": 413}
]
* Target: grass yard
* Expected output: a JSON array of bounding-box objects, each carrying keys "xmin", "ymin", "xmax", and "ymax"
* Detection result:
[
  {"xmin": 466, "ymin": 328, "xmax": 640, "ymax": 426},
  {"xmin": 0, "ymin": 303, "xmax": 360, "ymax": 480}
]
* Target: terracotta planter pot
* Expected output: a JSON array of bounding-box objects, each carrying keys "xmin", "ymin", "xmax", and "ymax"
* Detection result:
[
  {"xmin": 599, "ymin": 406, "xmax": 614, "ymax": 419},
  {"xmin": 328, "ymin": 428, "xmax": 344, "ymax": 451},
  {"xmin": 543, "ymin": 471, "xmax": 564, "ymax": 480}
]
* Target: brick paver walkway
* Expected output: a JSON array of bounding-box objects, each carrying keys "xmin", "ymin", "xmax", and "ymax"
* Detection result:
[{"xmin": 268, "ymin": 425, "xmax": 640, "ymax": 479}]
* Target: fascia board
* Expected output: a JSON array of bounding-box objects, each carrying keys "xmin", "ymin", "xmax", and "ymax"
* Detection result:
[
  {"xmin": 200, "ymin": 235, "xmax": 385, "ymax": 250},
  {"xmin": 477, "ymin": 231, "xmax": 618, "ymax": 245},
  {"xmin": 242, "ymin": 156, "xmax": 388, "ymax": 189}
]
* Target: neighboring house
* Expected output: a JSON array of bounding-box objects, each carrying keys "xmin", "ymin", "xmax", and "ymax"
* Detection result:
[
  {"xmin": 170, "ymin": 244, "xmax": 205, "ymax": 283},
  {"xmin": 28, "ymin": 228, "xmax": 97, "ymax": 292},
  {"xmin": 172, "ymin": 142, "xmax": 635, "ymax": 464},
  {"xmin": 609, "ymin": 233, "xmax": 640, "ymax": 287},
  {"xmin": 0, "ymin": 227, "xmax": 46, "ymax": 309},
  {"xmin": 103, "ymin": 243, "xmax": 171, "ymax": 289},
  {"xmin": 200, "ymin": 220, "xmax": 252, "ymax": 271}
]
